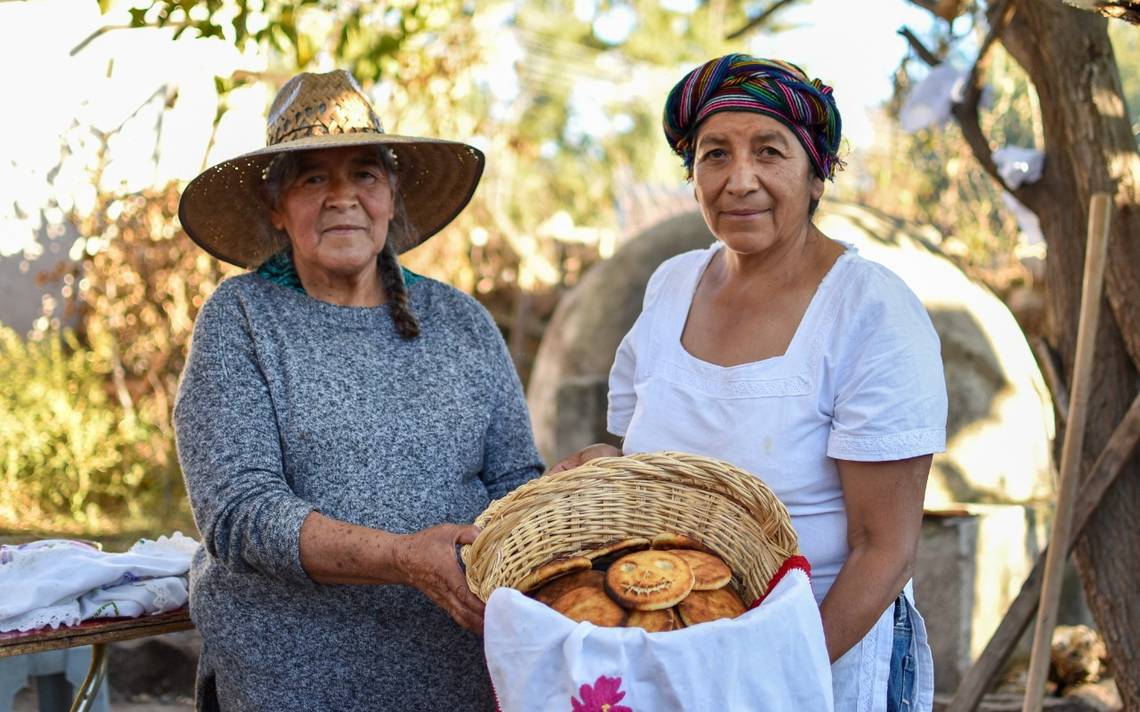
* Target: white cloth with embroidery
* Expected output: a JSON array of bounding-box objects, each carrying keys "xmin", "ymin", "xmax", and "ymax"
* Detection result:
[
  {"xmin": 0, "ymin": 533, "xmax": 197, "ymax": 632},
  {"xmin": 485, "ymin": 567, "xmax": 832, "ymax": 712}
]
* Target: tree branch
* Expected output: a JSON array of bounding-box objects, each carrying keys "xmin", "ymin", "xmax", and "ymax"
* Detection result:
[
  {"xmin": 948, "ymin": 0, "xmax": 1020, "ymax": 195},
  {"xmin": 902, "ymin": 3, "xmax": 1021, "ymax": 197},
  {"xmin": 725, "ymin": 0, "xmax": 799, "ymax": 40},
  {"xmin": 897, "ymin": 26, "xmax": 942, "ymax": 67},
  {"xmin": 1097, "ymin": 3, "xmax": 1140, "ymax": 24},
  {"xmin": 71, "ymin": 24, "xmax": 130, "ymax": 55},
  {"xmin": 903, "ymin": 3, "xmax": 1053, "ymax": 245},
  {"xmin": 70, "ymin": 21, "xmax": 193, "ymax": 56},
  {"xmin": 1032, "ymin": 336, "xmax": 1070, "ymax": 427}
]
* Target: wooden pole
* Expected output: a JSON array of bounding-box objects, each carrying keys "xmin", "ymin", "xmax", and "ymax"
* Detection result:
[{"xmin": 1022, "ymin": 192, "xmax": 1113, "ymax": 712}]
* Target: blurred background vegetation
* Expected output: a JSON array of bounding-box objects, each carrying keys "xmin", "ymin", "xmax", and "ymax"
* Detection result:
[{"xmin": 0, "ymin": 0, "xmax": 1136, "ymax": 538}]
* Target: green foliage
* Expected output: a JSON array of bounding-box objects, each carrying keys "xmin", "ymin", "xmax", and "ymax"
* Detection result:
[
  {"xmin": 104, "ymin": 0, "xmax": 784, "ymax": 284},
  {"xmin": 70, "ymin": 184, "xmax": 239, "ymax": 431},
  {"xmin": 125, "ymin": 0, "xmax": 467, "ymax": 82},
  {"xmin": 8, "ymin": 170, "xmax": 232, "ymax": 532},
  {"xmin": 0, "ymin": 325, "xmax": 183, "ymax": 533},
  {"xmin": 509, "ymin": 0, "xmax": 754, "ymax": 206},
  {"xmin": 854, "ymin": 116, "xmax": 1021, "ymax": 266}
]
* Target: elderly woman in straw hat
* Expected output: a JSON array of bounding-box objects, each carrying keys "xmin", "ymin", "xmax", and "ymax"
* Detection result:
[
  {"xmin": 173, "ymin": 70, "xmax": 543, "ymax": 710},
  {"xmin": 554, "ymin": 54, "xmax": 947, "ymax": 711}
]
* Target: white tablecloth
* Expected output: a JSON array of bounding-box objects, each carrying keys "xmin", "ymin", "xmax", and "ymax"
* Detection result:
[{"xmin": 485, "ymin": 560, "xmax": 832, "ymax": 712}]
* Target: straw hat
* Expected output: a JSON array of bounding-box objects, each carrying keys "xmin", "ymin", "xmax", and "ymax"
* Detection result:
[{"xmin": 179, "ymin": 70, "xmax": 485, "ymax": 268}]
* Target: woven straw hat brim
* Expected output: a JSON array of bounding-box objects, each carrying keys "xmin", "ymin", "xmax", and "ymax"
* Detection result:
[{"xmin": 178, "ymin": 132, "xmax": 485, "ymax": 268}]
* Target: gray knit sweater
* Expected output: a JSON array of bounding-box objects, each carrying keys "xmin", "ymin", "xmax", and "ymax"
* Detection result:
[{"xmin": 173, "ymin": 273, "xmax": 543, "ymax": 711}]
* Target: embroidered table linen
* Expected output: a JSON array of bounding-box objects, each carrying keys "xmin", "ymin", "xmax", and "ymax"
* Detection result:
[
  {"xmin": 0, "ymin": 533, "xmax": 197, "ymax": 632},
  {"xmin": 485, "ymin": 566, "xmax": 832, "ymax": 712}
]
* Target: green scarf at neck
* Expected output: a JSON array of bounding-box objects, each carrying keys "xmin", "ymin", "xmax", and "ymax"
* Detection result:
[{"xmin": 255, "ymin": 251, "xmax": 421, "ymax": 295}]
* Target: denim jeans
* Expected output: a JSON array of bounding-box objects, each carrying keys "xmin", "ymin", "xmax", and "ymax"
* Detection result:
[{"xmin": 886, "ymin": 595, "xmax": 915, "ymax": 712}]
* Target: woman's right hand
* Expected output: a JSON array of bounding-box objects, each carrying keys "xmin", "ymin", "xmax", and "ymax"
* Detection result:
[
  {"xmin": 396, "ymin": 523, "xmax": 486, "ymax": 634},
  {"xmin": 547, "ymin": 442, "xmax": 623, "ymax": 474}
]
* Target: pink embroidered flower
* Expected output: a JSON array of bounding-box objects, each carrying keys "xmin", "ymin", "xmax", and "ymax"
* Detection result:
[{"xmin": 570, "ymin": 674, "xmax": 632, "ymax": 712}]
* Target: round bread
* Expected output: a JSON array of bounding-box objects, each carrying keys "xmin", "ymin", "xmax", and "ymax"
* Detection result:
[
  {"xmin": 532, "ymin": 570, "xmax": 606, "ymax": 606},
  {"xmin": 550, "ymin": 586, "xmax": 627, "ymax": 627},
  {"xmin": 604, "ymin": 550, "xmax": 695, "ymax": 611},
  {"xmin": 677, "ymin": 586, "xmax": 748, "ymax": 626},
  {"xmin": 650, "ymin": 532, "xmax": 706, "ymax": 551},
  {"xmin": 516, "ymin": 556, "xmax": 592, "ymax": 593},
  {"xmin": 625, "ymin": 607, "xmax": 681, "ymax": 633},
  {"xmin": 584, "ymin": 537, "xmax": 651, "ymax": 567},
  {"xmin": 671, "ymin": 549, "xmax": 733, "ymax": 591}
]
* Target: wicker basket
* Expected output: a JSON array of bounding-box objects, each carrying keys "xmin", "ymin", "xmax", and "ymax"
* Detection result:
[{"xmin": 462, "ymin": 451, "xmax": 800, "ymax": 604}]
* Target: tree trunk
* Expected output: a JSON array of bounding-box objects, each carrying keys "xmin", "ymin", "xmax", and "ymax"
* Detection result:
[{"xmin": 997, "ymin": 3, "xmax": 1140, "ymax": 706}]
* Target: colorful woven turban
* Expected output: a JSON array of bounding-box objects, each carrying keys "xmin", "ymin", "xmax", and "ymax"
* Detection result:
[{"xmin": 663, "ymin": 53, "xmax": 843, "ymax": 180}]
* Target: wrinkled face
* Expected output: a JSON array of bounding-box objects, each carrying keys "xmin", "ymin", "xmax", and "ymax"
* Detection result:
[
  {"xmin": 692, "ymin": 111, "xmax": 824, "ymax": 255},
  {"xmin": 269, "ymin": 146, "xmax": 395, "ymax": 280}
]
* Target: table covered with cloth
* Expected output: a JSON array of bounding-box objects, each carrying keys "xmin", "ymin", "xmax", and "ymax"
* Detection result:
[{"xmin": 0, "ymin": 534, "xmax": 197, "ymax": 633}]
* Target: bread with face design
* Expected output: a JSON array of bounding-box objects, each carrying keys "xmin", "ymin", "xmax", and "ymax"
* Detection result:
[{"xmin": 604, "ymin": 550, "xmax": 695, "ymax": 611}]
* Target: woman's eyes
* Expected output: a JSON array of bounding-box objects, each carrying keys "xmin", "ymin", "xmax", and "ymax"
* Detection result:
[
  {"xmin": 699, "ymin": 146, "xmax": 783, "ymax": 161},
  {"xmin": 294, "ymin": 169, "xmax": 383, "ymax": 185},
  {"xmin": 293, "ymin": 172, "xmax": 325, "ymax": 186}
]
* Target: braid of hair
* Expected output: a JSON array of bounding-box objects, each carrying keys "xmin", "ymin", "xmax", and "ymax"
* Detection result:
[{"xmin": 378, "ymin": 240, "xmax": 420, "ymax": 339}]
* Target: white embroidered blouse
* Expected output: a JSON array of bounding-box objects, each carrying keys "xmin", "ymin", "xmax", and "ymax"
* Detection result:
[{"xmin": 606, "ymin": 241, "xmax": 948, "ymax": 605}]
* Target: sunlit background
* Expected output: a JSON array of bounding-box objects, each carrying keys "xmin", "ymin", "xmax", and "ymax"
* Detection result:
[
  {"xmin": 1, "ymin": 0, "xmax": 935, "ymax": 261},
  {"xmin": 2, "ymin": 6, "xmax": 1138, "ymax": 708},
  {"xmin": 0, "ymin": 0, "xmax": 1136, "ymax": 535}
]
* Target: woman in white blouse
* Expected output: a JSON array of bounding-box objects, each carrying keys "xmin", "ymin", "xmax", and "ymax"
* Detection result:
[{"xmin": 553, "ymin": 54, "xmax": 947, "ymax": 712}]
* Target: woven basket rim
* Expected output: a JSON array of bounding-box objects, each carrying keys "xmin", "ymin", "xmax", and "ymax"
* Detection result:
[{"xmin": 462, "ymin": 451, "xmax": 799, "ymax": 604}]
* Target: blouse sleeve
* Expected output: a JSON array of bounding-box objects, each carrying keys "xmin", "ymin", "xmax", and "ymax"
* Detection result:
[
  {"xmin": 475, "ymin": 305, "xmax": 545, "ymax": 500},
  {"xmin": 173, "ymin": 284, "xmax": 316, "ymax": 584},
  {"xmin": 826, "ymin": 267, "xmax": 948, "ymax": 462}
]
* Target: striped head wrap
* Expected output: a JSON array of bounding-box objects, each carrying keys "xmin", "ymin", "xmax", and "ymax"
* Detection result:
[{"xmin": 663, "ymin": 53, "xmax": 843, "ymax": 180}]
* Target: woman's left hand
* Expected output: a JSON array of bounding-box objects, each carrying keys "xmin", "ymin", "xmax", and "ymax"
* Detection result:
[
  {"xmin": 396, "ymin": 524, "xmax": 486, "ymax": 634},
  {"xmin": 298, "ymin": 513, "xmax": 486, "ymax": 633}
]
